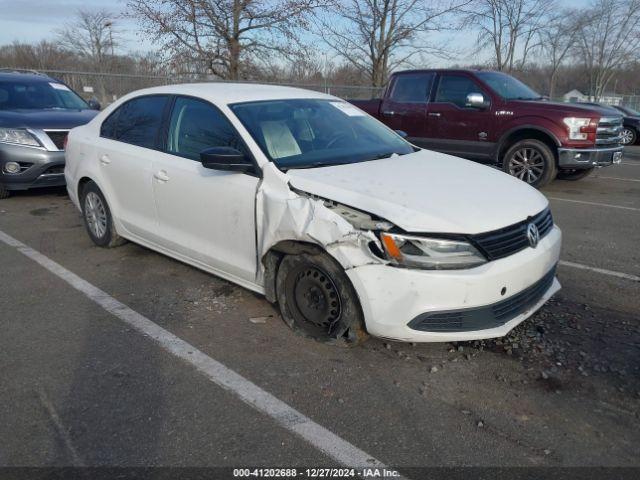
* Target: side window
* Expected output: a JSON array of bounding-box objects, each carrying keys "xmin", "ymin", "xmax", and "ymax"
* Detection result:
[
  {"xmin": 435, "ymin": 75, "xmax": 485, "ymax": 107},
  {"xmin": 389, "ymin": 74, "xmax": 434, "ymax": 103},
  {"xmin": 101, "ymin": 95, "xmax": 168, "ymax": 148},
  {"xmin": 167, "ymin": 96, "xmax": 247, "ymax": 160},
  {"xmin": 100, "ymin": 110, "xmax": 119, "ymax": 139}
]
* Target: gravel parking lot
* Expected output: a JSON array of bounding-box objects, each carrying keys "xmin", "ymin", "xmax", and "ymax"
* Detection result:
[{"xmin": 0, "ymin": 147, "xmax": 638, "ymax": 472}]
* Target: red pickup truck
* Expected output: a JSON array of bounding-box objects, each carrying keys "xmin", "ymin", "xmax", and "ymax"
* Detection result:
[{"xmin": 349, "ymin": 69, "xmax": 624, "ymax": 187}]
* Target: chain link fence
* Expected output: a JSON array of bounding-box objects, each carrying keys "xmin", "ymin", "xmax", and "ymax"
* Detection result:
[
  {"xmin": 602, "ymin": 95, "xmax": 640, "ymax": 112},
  {"xmin": 27, "ymin": 69, "xmax": 383, "ymax": 106},
  {"xmin": 7, "ymin": 68, "xmax": 640, "ymax": 111}
]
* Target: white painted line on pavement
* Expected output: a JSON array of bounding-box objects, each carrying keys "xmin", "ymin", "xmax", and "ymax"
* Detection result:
[
  {"xmin": 594, "ymin": 176, "xmax": 640, "ymax": 182},
  {"xmin": 0, "ymin": 229, "xmax": 390, "ymax": 471},
  {"xmin": 547, "ymin": 196, "xmax": 640, "ymax": 212},
  {"xmin": 559, "ymin": 260, "xmax": 640, "ymax": 282},
  {"xmin": 620, "ymin": 162, "xmax": 640, "ymax": 166}
]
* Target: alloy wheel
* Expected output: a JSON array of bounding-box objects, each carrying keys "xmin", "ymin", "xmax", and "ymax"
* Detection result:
[
  {"xmin": 508, "ymin": 147, "xmax": 545, "ymax": 184},
  {"xmin": 84, "ymin": 191, "xmax": 108, "ymax": 239},
  {"xmin": 620, "ymin": 128, "xmax": 634, "ymax": 145}
]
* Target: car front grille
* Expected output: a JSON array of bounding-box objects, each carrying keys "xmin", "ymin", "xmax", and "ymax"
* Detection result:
[
  {"xmin": 18, "ymin": 162, "xmax": 33, "ymax": 172},
  {"xmin": 44, "ymin": 130, "xmax": 69, "ymax": 150},
  {"xmin": 596, "ymin": 116, "xmax": 623, "ymax": 147},
  {"xmin": 472, "ymin": 208, "xmax": 553, "ymax": 261},
  {"xmin": 408, "ymin": 265, "xmax": 557, "ymax": 332},
  {"xmin": 42, "ymin": 165, "xmax": 65, "ymax": 175}
]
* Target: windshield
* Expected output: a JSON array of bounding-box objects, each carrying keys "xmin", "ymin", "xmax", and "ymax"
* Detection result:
[
  {"xmin": 230, "ymin": 99, "xmax": 414, "ymax": 169},
  {"xmin": 0, "ymin": 80, "xmax": 89, "ymax": 110},
  {"xmin": 617, "ymin": 105, "xmax": 640, "ymax": 116},
  {"xmin": 476, "ymin": 72, "xmax": 541, "ymax": 100}
]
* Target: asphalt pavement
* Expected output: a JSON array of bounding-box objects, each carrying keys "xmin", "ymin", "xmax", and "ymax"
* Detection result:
[{"xmin": 0, "ymin": 146, "xmax": 638, "ymax": 475}]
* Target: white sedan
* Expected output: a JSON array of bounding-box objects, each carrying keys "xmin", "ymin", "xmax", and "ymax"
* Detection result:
[{"xmin": 65, "ymin": 83, "xmax": 561, "ymax": 344}]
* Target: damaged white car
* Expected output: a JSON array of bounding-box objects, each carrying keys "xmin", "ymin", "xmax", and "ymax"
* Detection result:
[{"xmin": 65, "ymin": 84, "xmax": 562, "ymax": 344}]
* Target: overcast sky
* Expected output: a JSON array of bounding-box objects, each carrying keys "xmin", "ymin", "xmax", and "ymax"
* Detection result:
[{"xmin": 0, "ymin": 0, "xmax": 590, "ymax": 65}]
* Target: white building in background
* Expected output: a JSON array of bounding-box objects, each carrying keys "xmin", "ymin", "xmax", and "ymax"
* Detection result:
[{"xmin": 562, "ymin": 89, "xmax": 624, "ymax": 105}]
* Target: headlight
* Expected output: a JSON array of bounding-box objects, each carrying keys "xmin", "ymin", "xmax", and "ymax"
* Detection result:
[
  {"xmin": 380, "ymin": 232, "xmax": 486, "ymax": 269},
  {"xmin": 0, "ymin": 128, "xmax": 41, "ymax": 147},
  {"xmin": 562, "ymin": 117, "xmax": 592, "ymax": 140}
]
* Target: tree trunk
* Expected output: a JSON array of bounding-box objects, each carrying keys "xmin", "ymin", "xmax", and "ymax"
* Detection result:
[
  {"xmin": 548, "ymin": 69, "xmax": 557, "ymax": 99},
  {"xmin": 228, "ymin": 38, "xmax": 240, "ymax": 80}
]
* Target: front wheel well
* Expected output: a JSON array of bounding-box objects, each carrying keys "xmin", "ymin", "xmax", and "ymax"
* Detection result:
[
  {"xmin": 498, "ymin": 129, "xmax": 558, "ymax": 166},
  {"xmin": 261, "ymin": 240, "xmax": 328, "ymax": 303}
]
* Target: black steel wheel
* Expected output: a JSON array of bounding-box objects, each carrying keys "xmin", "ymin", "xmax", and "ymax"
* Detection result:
[
  {"xmin": 276, "ymin": 250, "xmax": 367, "ymax": 345},
  {"xmin": 0, "ymin": 185, "xmax": 9, "ymax": 199}
]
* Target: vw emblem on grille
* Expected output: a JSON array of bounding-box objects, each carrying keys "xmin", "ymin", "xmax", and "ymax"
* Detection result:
[{"xmin": 527, "ymin": 223, "xmax": 540, "ymax": 248}]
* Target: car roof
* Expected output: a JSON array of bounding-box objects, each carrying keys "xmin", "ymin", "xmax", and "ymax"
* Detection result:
[
  {"xmin": 122, "ymin": 82, "xmax": 335, "ymax": 105},
  {"xmin": 0, "ymin": 71, "xmax": 57, "ymax": 83},
  {"xmin": 394, "ymin": 68, "xmax": 499, "ymax": 75}
]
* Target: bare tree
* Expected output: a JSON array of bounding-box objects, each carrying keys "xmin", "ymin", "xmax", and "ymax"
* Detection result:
[
  {"xmin": 466, "ymin": 0, "xmax": 555, "ymax": 72},
  {"xmin": 575, "ymin": 0, "xmax": 640, "ymax": 101},
  {"xmin": 538, "ymin": 10, "xmax": 583, "ymax": 99},
  {"xmin": 126, "ymin": 0, "xmax": 323, "ymax": 80},
  {"xmin": 56, "ymin": 9, "xmax": 119, "ymax": 69},
  {"xmin": 317, "ymin": 0, "xmax": 469, "ymax": 88}
]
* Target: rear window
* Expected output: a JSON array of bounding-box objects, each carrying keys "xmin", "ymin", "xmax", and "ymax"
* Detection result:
[
  {"xmin": 390, "ymin": 74, "xmax": 434, "ymax": 103},
  {"xmin": 0, "ymin": 80, "xmax": 88, "ymax": 110},
  {"xmin": 100, "ymin": 95, "xmax": 168, "ymax": 149}
]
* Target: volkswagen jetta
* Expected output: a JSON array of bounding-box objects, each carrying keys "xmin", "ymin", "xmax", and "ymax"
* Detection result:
[{"xmin": 65, "ymin": 83, "xmax": 561, "ymax": 344}]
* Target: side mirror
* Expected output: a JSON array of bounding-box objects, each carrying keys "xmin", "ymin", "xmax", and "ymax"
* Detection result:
[
  {"xmin": 200, "ymin": 147, "xmax": 253, "ymax": 173},
  {"xmin": 87, "ymin": 99, "xmax": 101, "ymax": 110},
  {"xmin": 465, "ymin": 92, "xmax": 488, "ymax": 109},
  {"xmin": 395, "ymin": 129, "xmax": 408, "ymax": 138}
]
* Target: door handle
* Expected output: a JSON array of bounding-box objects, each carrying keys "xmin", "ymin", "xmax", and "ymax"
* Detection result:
[
  {"xmin": 428, "ymin": 112, "xmax": 442, "ymax": 117},
  {"xmin": 99, "ymin": 154, "xmax": 111, "ymax": 165},
  {"xmin": 382, "ymin": 110, "xmax": 395, "ymax": 116},
  {"xmin": 154, "ymin": 170, "xmax": 170, "ymax": 182}
]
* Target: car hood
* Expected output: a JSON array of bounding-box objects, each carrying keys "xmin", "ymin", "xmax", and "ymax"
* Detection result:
[
  {"xmin": 287, "ymin": 150, "xmax": 549, "ymax": 234},
  {"xmin": 507, "ymin": 100, "xmax": 622, "ymax": 118},
  {"xmin": 0, "ymin": 109, "xmax": 98, "ymax": 129}
]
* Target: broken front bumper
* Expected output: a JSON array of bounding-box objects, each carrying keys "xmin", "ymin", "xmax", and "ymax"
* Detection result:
[{"xmin": 346, "ymin": 226, "xmax": 562, "ymax": 342}]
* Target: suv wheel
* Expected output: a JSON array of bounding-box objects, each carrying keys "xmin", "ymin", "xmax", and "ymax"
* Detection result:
[
  {"xmin": 503, "ymin": 139, "xmax": 557, "ymax": 188},
  {"xmin": 275, "ymin": 250, "xmax": 368, "ymax": 346},
  {"xmin": 621, "ymin": 127, "xmax": 637, "ymax": 145},
  {"xmin": 557, "ymin": 168, "xmax": 594, "ymax": 181},
  {"xmin": 81, "ymin": 181, "xmax": 126, "ymax": 248},
  {"xmin": 0, "ymin": 185, "xmax": 9, "ymax": 200}
]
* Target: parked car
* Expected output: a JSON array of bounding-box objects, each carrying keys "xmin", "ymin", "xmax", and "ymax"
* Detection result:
[
  {"xmin": 610, "ymin": 105, "xmax": 640, "ymax": 145},
  {"xmin": 0, "ymin": 69, "xmax": 100, "ymax": 199},
  {"xmin": 349, "ymin": 69, "xmax": 624, "ymax": 187},
  {"xmin": 65, "ymin": 83, "xmax": 561, "ymax": 344}
]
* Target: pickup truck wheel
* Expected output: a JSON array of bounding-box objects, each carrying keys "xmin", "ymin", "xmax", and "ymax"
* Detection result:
[
  {"xmin": 503, "ymin": 139, "xmax": 557, "ymax": 188},
  {"xmin": 81, "ymin": 181, "xmax": 126, "ymax": 248},
  {"xmin": 557, "ymin": 168, "xmax": 594, "ymax": 181},
  {"xmin": 621, "ymin": 127, "xmax": 637, "ymax": 145},
  {"xmin": 0, "ymin": 185, "xmax": 9, "ymax": 199},
  {"xmin": 276, "ymin": 251, "xmax": 368, "ymax": 346}
]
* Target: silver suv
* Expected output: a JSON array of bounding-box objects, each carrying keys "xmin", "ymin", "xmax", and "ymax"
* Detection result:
[{"xmin": 0, "ymin": 70, "xmax": 99, "ymax": 199}]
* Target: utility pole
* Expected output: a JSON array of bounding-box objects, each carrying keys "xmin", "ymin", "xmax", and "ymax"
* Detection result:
[{"xmin": 105, "ymin": 21, "xmax": 114, "ymax": 56}]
